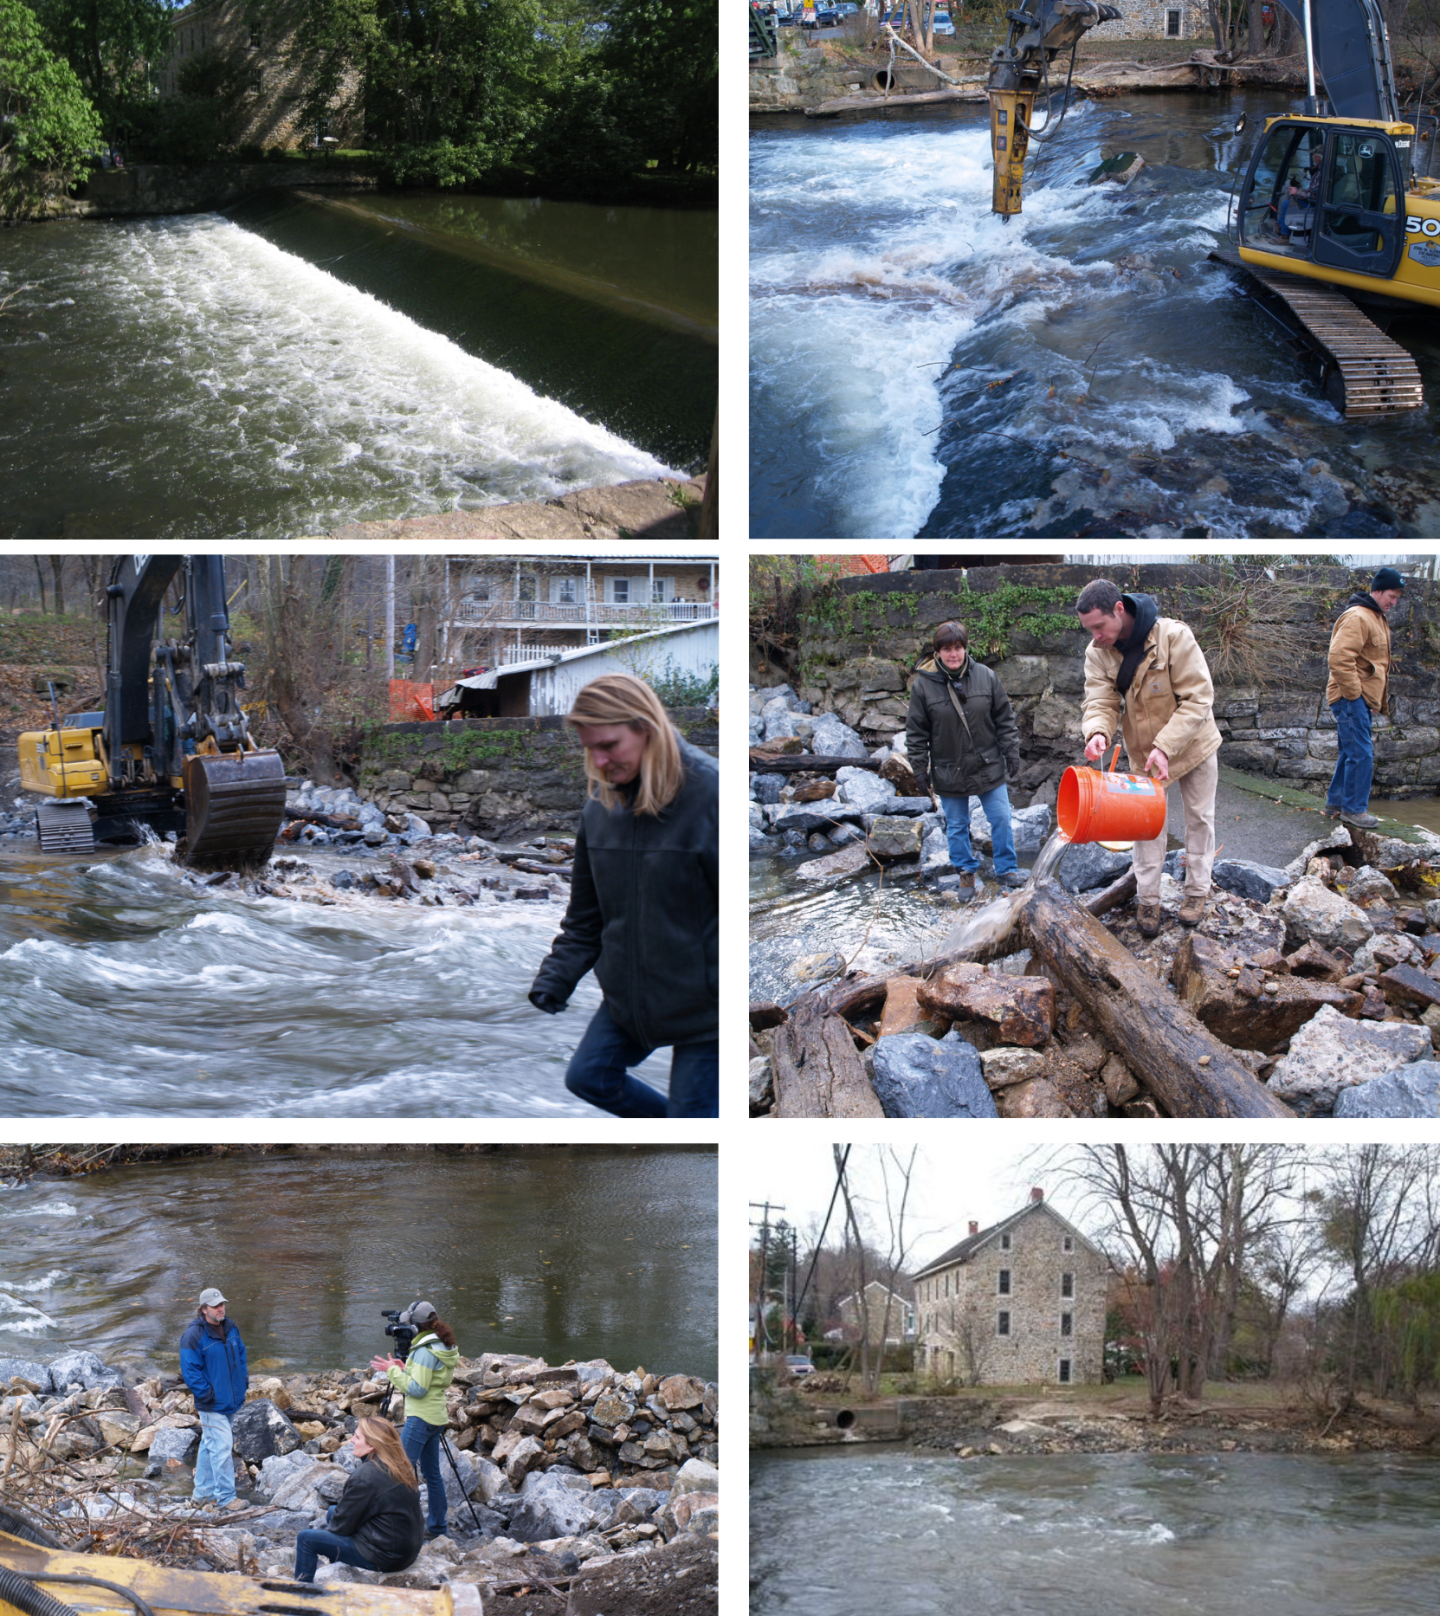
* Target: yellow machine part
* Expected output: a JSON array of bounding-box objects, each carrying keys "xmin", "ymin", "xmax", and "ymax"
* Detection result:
[
  {"xmin": 988, "ymin": 89, "xmax": 1036, "ymax": 216},
  {"xmin": 1238, "ymin": 116, "xmax": 1440, "ymax": 310},
  {"xmin": 0, "ymin": 1535, "xmax": 478, "ymax": 1616},
  {"xmin": 16, "ymin": 728, "xmax": 106, "ymax": 800}
]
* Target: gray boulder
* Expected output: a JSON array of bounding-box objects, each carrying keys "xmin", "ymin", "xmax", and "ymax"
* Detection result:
[
  {"xmin": 769, "ymin": 803, "xmax": 858, "ymax": 836},
  {"xmin": 232, "ymin": 1399, "xmax": 303, "ymax": 1464},
  {"xmin": 763, "ymin": 712, "xmax": 801, "ymax": 743},
  {"xmin": 835, "ymin": 769, "xmax": 897, "ymax": 814},
  {"xmin": 1211, "ymin": 859, "xmax": 1292, "ymax": 904},
  {"xmin": 1267, "ymin": 1004, "xmax": 1433, "ymax": 1115},
  {"xmin": 1282, "ymin": 878, "xmax": 1375, "ymax": 953},
  {"xmin": 809, "ymin": 714, "xmax": 868, "ymax": 758},
  {"xmin": 748, "ymin": 823, "xmax": 774, "ymax": 853},
  {"xmin": 969, "ymin": 801, "xmax": 1051, "ymax": 856},
  {"xmin": 922, "ymin": 825, "xmax": 953, "ymax": 874},
  {"xmin": 148, "ymin": 1425, "xmax": 201, "ymax": 1465},
  {"xmin": 48, "ymin": 1350, "xmax": 116, "ymax": 1392},
  {"xmin": 509, "ymin": 1470, "xmax": 601, "ymax": 1542},
  {"xmin": 866, "ymin": 817, "xmax": 922, "ymax": 861},
  {"xmin": 873, "ymin": 797, "xmax": 934, "ymax": 819},
  {"xmin": 257, "ymin": 1448, "xmax": 325, "ymax": 1500},
  {"xmin": 1335, "ymin": 1061, "xmax": 1440, "ymax": 1118},
  {"xmin": 1058, "ymin": 842, "xmax": 1133, "ymax": 893},
  {"xmin": 0, "ymin": 1357, "xmax": 52, "ymax": 1393},
  {"xmin": 434, "ymin": 1443, "xmax": 483, "ymax": 1515},
  {"xmin": 751, "ymin": 773, "xmax": 786, "ymax": 805},
  {"xmin": 871, "ymin": 1032, "xmax": 998, "ymax": 1117}
]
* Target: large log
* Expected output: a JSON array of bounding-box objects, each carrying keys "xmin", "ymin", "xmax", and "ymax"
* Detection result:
[
  {"xmin": 748, "ymin": 751, "xmax": 881, "ymax": 774},
  {"xmin": 772, "ymin": 994, "xmax": 884, "ymax": 1118},
  {"xmin": 1018, "ymin": 885, "xmax": 1292, "ymax": 1118}
]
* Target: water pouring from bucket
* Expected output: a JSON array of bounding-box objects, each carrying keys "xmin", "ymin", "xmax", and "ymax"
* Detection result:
[{"xmin": 1057, "ymin": 744, "xmax": 1168, "ymax": 847}]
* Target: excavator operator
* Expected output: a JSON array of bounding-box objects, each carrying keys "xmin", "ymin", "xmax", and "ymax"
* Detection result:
[{"xmin": 1276, "ymin": 142, "xmax": 1324, "ymax": 243}]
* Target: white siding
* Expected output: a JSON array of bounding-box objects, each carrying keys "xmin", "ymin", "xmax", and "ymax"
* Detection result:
[{"xmin": 525, "ymin": 622, "xmax": 719, "ymax": 717}]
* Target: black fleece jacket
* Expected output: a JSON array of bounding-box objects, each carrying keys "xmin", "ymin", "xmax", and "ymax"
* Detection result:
[{"xmin": 529, "ymin": 737, "xmax": 718, "ymax": 1048}]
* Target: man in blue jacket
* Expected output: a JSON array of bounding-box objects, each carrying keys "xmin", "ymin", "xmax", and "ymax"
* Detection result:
[{"xmin": 179, "ymin": 1286, "xmax": 248, "ymax": 1511}]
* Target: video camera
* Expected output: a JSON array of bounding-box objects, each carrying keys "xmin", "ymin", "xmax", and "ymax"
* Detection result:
[{"xmin": 381, "ymin": 1308, "xmax": 417, "ymax": 1360}]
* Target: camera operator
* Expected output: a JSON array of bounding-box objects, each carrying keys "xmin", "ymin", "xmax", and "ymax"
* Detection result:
[
  {"xmin": 293, "ymin": 1418, "xmax": 423, "ymax": 1582},
  {"xmin": 370, "ymin": 1301, "xmax": 459, "ymax": 1540}
]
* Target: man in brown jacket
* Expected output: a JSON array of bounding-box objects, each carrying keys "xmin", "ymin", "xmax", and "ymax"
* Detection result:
[
  {"xmin": 1324, "ymin": 566, "xmax": 1405, "ymax": 829},
  {"xmin": 1077, "ymin": 580, "xmax": 1223, "ymax": 939}
]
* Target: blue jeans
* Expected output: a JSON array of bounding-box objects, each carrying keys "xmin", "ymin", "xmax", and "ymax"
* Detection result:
[
  {"xmin": 402, "ymin": 1416, "xmax": 447, "ymax": 1534},
  {"xmin": 295, "ymin": 1509, "xmax": 378, "ymax": 1581},
  {"xmin": 193, "ymin": 1410, "xmax": 235, "ymax": 1504},
  {"xmin": 937, "ymin": 784, "xmax": 1017, "ymax": 875},
  {"xmin": 565, "ymin": 1002, "xmax": 719, "ymax": 1119},
  {"xmin": 1327, "ymin": 697, "xmax": 1374, "ymax": 816}
]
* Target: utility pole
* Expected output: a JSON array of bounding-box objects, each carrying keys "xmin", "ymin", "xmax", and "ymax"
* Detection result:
[
  {"xmin": 750, "ymin": 1200, "xmax": 785, "ymax": 1362},
  {"xmin": 385, "ymin": 557, "xmax": 395, "ymax": 680}
]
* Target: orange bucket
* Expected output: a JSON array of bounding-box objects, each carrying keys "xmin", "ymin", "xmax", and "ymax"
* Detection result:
[{"xmin": 1057, "ymin": 745, "xmax": 1168, "ymax": 846}]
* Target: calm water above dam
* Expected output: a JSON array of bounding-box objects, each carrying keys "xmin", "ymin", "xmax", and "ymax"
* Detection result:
[
  {"xmin": 0, "ymin": 1149, "xmax": 717, "ymax": 1380},
  {"xmin": 751, "ymin": 1445, "xmax": 1440, "ymax": 1616},
  {"xmin": 0, "ymin": 191, "xmax": 715, "ymax": 540},
  {"xmin": 751, "ymin": 89, "xmax": 1440, "ymax": 539},
  {"xmin": 0, "ymin": 844, "xmax": 668, "ymax": 1117}
]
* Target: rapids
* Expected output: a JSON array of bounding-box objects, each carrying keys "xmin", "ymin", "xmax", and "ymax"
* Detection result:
[{"xmin": 750, "ymin": 89, "xmax": 1440, "ymax": 538}]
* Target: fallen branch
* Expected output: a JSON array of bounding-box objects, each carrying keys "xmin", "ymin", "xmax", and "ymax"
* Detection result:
[{"xmin": 772, "ymin": 995, "xmax": 883, "ymax": 1118}]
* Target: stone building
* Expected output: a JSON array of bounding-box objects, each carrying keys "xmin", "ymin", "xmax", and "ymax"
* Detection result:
[
  {"xmin": 158, "ymin": 0, "xmax": 362, "ymax": 150},
  {"xmin": 1117, "ymin": 0, "xmax": 1210, "ymax": 39},
  {"xmin": 913, "ymin": 1189, "xmax": 1109, "ymax": 1386}
]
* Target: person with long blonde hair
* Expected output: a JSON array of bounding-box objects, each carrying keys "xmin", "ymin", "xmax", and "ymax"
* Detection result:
[
  {"xmin": 529, "ymin": 672, "xmax": 718, "ymax": 1117},
  {"xmin": 293, "ymin": 1416, "xmax": 422, "ymax": 1581}
]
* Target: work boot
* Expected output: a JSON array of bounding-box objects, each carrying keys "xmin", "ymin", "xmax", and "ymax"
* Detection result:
[
  {"xmin": 996, "ymin": 869, "xmax": 1029, "ymax": 889},
  {"xmin": 1341, "ymin": 810, "xmax": 1380, "ymax": 830},
  {"xmin": 955, "ymin": 872, "xmax": 976, "ymax": 903},
  {"xmin": 1177, "ymin": 892, "xmax": 1207, "ymax": 928},
  {"xmin": 1136, "ymin": 900, "xmax": 1162, "ymax": 938},
  {"xmin": 218, "ymin": 1498, "xmax": 246, "ymax": 1513},
  {"xmin": 1323, "ymin": 805, "xmax": 1342, "ymax": 819}
]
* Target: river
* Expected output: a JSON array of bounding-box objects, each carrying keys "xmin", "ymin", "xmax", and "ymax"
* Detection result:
[
  {"xmin": 750, "ymin": 88, "xmax": 1440, "ymax": 539},
  {"xmin": 0, "ymin": 191, "xmax": 715, "ymax": 541},
  {"xmin": 750, "ymin": 1445, "xmax": 1440, "ymax": 1615},
  {"xmin": 0, "ymin": 1149, "xmax": 717, "ymax": 1381},
  {"xmin": 0, "ymin": 844, "xmax": 668, "ymax": 1116}
]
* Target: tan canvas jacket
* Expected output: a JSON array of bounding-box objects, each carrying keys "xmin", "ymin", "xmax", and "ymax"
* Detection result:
[
  {"xmin": 1081, "ymin": 617, "xmax": 1222, "ymax": 783},
  {"xmin": 1326, "ymin": 602, "xmax": 1392, "ymax": 712}
]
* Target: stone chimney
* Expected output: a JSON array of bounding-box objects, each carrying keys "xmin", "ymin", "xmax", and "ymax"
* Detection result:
[
  {"xmin": 968, "ymin": 1220, "xmax": 979, "ymax": 1235},
  {"xmin": 1030, "ymin": 1187, "xmax": 1044, "ymax": 1202}
]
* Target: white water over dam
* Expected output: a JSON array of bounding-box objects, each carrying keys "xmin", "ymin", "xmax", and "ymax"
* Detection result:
[{"xmin": 0, "ymin": 213, "xmax": 672, "ymax": 541}]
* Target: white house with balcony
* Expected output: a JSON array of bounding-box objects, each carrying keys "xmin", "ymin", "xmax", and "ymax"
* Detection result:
[{"xmin": 447, "ymin": 555, "xmax": 719, "ymax": 668}]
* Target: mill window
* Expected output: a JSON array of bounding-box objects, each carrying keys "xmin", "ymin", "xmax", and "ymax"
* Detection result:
[
  {"xmin": 1060, "ymin": 1312, "xmax": 1073, "ymax": 1337},
  {"xmin": 1166, "ymin": 8, "xmax": 1181, "ymax": 35},
  {"xmin": 1061, "ymin": 1272, "xmax": 1074, "ymax": 1299},
  {"xmin": 997, "ymin": 1311, "xmax": 1011, "ymax": 1337},
  {"xmin": 1058, "ymin": 1358, "xmax": 1072, "ymax": 1383},
  {"xmin": 998, "ymin": 1269, "xmax": 1011, "ymax": 1296}
]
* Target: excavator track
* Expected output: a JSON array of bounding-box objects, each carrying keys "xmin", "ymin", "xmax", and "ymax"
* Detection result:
[
  {"xmin": 181, "ymin": 749, "xmax": 287, "ymax": 869},
  {"xmin": 35, "ymin": 801, "xmax": 95, "ymax": 854},
  {"xmin": 1210, "ymin": 249, "xmax": 1424, "ymax": 417}
]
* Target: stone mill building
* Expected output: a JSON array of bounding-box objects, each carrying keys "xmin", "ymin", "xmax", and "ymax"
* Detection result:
[{"xmin": 912, "ymin": 1189, "xmax": 1109, "ymax": 1386}]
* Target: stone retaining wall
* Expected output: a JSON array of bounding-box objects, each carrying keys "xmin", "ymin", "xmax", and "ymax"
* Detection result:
[
  {"xmin": 790, "ymin": 564, "xmax": 1440, "ymax": 800},
  {"xmin": 357, "ymin": 708, "xmax": 717, "ymax": 839}
]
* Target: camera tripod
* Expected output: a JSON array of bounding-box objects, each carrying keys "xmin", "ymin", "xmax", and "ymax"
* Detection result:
[{"xmin": 379, "ymin": 1372, "xmax": 484, "ymax": 1537}]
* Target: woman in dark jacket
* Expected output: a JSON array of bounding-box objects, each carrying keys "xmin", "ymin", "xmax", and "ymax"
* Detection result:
[
  {"xmin": 529, "ymin": 673, "xmax": 718, "ymax": 1119},
  {"xmin": 293, "ymin": 1418, "xmax": 423, "ymax": 1582}
]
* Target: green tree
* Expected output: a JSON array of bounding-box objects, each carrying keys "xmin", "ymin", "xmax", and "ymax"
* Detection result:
[
  {"xmin": 30, "ymin": 0, "xmax": 170, "ymax": 122},
  {"xmin": 1374, "ymin": 1273, "xmax": 1440, "ymax": 1407},
  {"xmin": 0, "ymin": 0, "xmax": 102, "ymax": 213},
  {"xmin": 597, "ymin": 0, "xmax": 716, "ymax": 176}
]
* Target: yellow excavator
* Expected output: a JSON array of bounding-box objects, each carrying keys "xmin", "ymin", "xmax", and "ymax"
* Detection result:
[
  {"xmin": 985, "ymin": 0, "xmax": 1440, "ymax": 413},
  {"xmin": 17, "ymin": 557, "xmax": 286, "ymax": 867}
]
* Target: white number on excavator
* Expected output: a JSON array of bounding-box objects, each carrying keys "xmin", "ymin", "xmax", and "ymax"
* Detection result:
[{"xmin": 1405, "ymin": 216, "xmax": 1440, "ymax": 236}]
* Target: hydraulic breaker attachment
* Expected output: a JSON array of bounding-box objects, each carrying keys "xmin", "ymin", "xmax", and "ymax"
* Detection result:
[
  {"xmin": 989, "ymin": 88, "xmax": 1037, "ymax": 215},
  {"xmin": 181, "ymin": 749, "xmax": 287, "ymax": 870}
]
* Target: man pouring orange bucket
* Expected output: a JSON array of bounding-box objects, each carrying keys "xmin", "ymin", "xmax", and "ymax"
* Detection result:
[{"xmin": 1068, "ymin": 580, "xmax": 1223, "ymax": 939}]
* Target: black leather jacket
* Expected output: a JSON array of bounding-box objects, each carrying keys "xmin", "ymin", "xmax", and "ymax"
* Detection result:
[
  {"xmin": 330, "ymin": 1458, "xmax": 423, "ymax": 1572},
  {"xmin": 529, "ymin": 738, "xmax": 718, "ymax": 1047}
]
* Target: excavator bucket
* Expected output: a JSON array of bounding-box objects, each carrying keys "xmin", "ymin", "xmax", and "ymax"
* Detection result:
[{"xmin": 181, "ymin": 749, "xmax": 287, "ymax": 870}]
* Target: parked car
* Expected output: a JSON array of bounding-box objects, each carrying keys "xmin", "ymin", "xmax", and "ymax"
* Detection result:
[
  {"xmin": 785, "ymin": 1355, "xmax": 814, "ymax": 1377},
  {"xmin": 777, "ymin": 8, "xmax": 799, "ymax": 20},
  {"xmin": 933, "ymin": 10, "xmax": 956, "ymax": 32},
  {"xmin": 817, "ymin": 7, "xmax": 842, "ymax": 22}
]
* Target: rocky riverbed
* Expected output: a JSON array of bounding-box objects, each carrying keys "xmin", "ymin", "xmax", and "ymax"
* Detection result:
[
  {"xmin": 0, "ymin": 1347, "xmax": 718, "ymax": 1614},
  {"xmin": 750, "ymin": 685, "xmax": 1440, "ymax": 1119}
]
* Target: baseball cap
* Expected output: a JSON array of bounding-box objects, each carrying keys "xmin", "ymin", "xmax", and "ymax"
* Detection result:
[
  {"xmin": 402, "ymin": 1301, "xmax": 437, "ymax": 1326},
  {"xmin": 198, "ymin": 1287, "xmax": 227, "ymax": 1307},
  {"xmin": 1372, "ymin": 567, "xmax": 1406, "ymax": 592}
]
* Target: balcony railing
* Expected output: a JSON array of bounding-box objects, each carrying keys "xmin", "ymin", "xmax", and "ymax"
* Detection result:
[{"xmin": 453, "ymin": 599, "xmax": 719, "ymax": 627}]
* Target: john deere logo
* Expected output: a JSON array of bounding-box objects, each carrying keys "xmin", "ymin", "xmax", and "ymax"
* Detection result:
[{"xmin": 1410, "ymin": 242, "xmax": 1440, "ymax": 268}]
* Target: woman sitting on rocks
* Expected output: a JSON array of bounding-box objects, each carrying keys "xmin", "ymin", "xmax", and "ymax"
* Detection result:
[
  {"xmin": 293, "ymin": 1417, "xmax": 423, "ymax": 1583},
  {"xmin": 529, "ymin": 673, "xmax": 719, "ymax": 1119}
]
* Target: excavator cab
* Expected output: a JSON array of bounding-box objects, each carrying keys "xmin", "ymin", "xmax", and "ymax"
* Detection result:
[{"xmin": 1237, "ymin": 117, "xmax": 1407, "ymax": 280}]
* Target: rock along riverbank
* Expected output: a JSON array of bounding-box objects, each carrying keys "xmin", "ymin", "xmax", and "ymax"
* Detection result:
[{"xmin": 0, "ymin": 1346, "xmax": 719, "ymax": 1615}]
